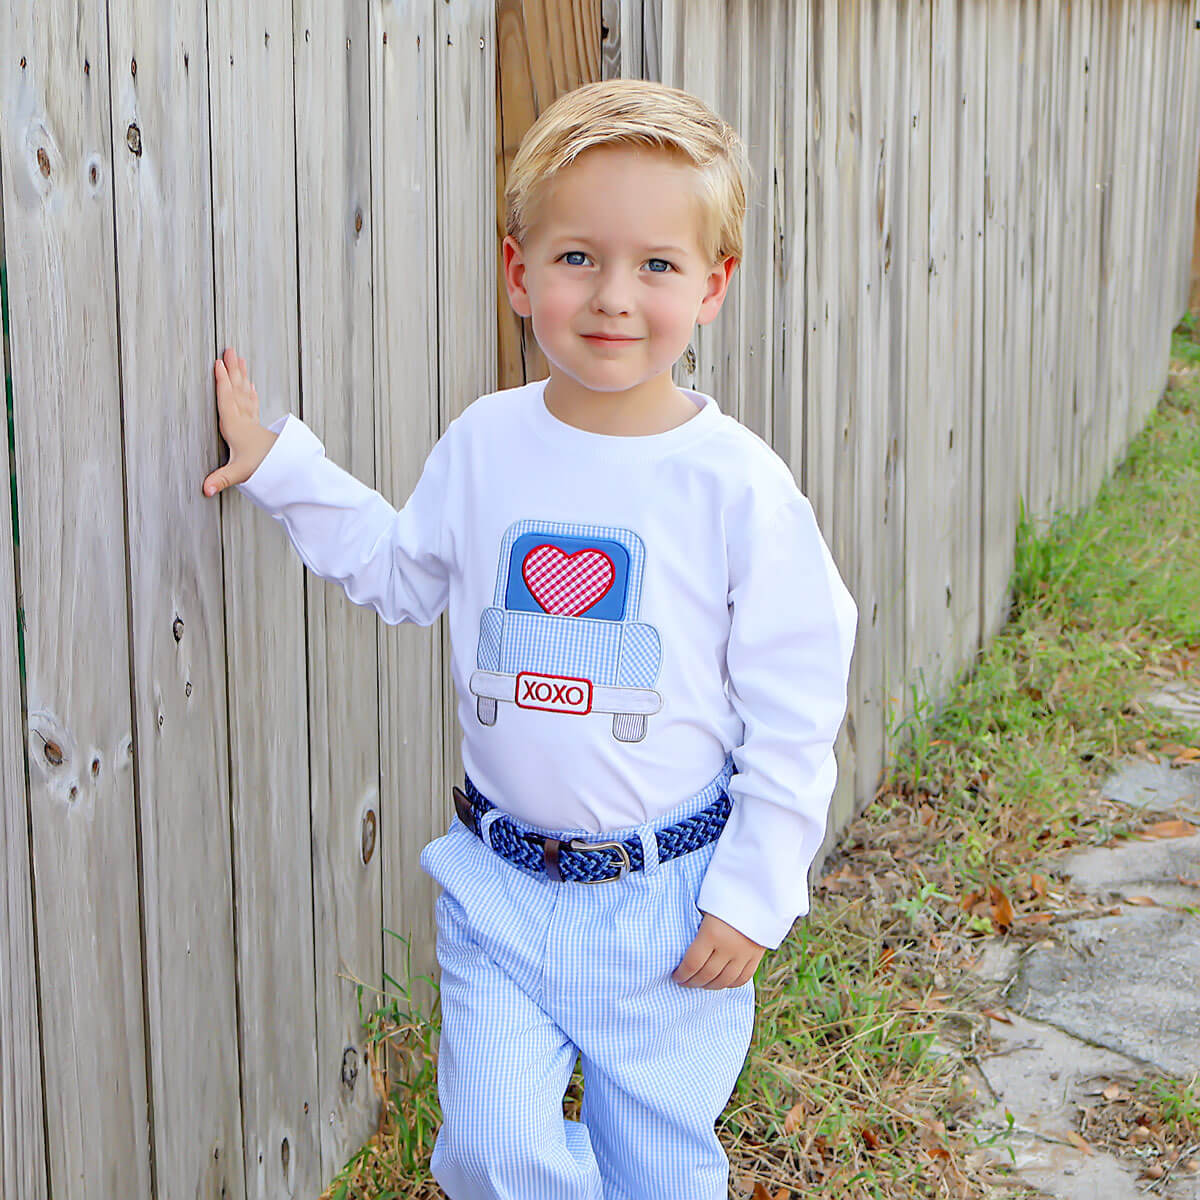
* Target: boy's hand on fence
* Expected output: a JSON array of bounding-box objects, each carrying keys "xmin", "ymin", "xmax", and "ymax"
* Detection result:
[
  {"xmin": 203, "ymin": 347, "xmax": 278, "ymax": 497},
  {"xmin": 673, "ymin": 912, "xmax": 765, "ymax": 990}
]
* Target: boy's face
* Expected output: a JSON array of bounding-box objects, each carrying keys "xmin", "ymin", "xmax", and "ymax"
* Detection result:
[{"xmin": 502, "ymin": 145, "xmax": 735, "ymax": 406}]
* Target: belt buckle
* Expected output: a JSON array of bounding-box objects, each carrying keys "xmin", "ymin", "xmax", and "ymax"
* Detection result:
[{"xmin": 568, "ymin": 838, "xmax": 631, "ymax": 884}]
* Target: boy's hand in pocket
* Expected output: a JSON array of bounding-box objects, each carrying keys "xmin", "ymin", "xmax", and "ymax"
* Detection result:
[
  {"xmin": 203, "ymin": 347, "xmax": 278, "ymax": 497},
  {"xmin": 673, "ymin": 912, "xmax": 765, "ymax": 990}
]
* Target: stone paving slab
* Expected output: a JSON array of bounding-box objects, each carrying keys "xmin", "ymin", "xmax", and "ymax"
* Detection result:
[
  {"xmin": 1061, "ymin": 832, "xmax": 1200, "ymax": 893},
  {"xmin": 971, "ymin": 1013, "xmax": 1172, "ymax": 1199},
  {"xmin": 1145, "ymin": 683, "xmax": 1200, "ymax": 731},
  {"xmin": 1097, "ymin": 759, "xmax": 1200, "ymax": 814},
  {"xmin": 1007, "ymin": 909, "xmax": 1200, "ymax": 1077}
]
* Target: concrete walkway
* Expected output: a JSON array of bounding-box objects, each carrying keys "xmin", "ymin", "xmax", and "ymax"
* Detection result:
[{"xmin": 968, "ymin": 687, "xmax": 1200, "ymax": 1198}]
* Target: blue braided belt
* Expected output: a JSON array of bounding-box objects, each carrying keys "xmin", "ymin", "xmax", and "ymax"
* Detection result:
[{"xmin": 453, "ymin": 776, "xmax": 732, "ymax": 885}]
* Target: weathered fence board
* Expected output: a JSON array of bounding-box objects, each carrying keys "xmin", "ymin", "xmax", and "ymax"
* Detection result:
[
  {"xmin": 207, "ymin": 2, "xmax": 323, "ymax": 1195},
  {"xmin": 770, "ymin": 0, "xmax": 809, "ymax": 478},
  {"xmin": 0, "ymin": 3, "xmax": 154, "ymax": 1196},
  {"xmin": 106, "ymin": 0, "xmax": 247, "ymax": 1194},
  {"xmin": 293, "ymin": 0, "xmax": 385, "ymax": 1173},
  {"xmin": 0, "ymin": 207, "xmax": 47, "ymax": 1200},
  {"xmin": 900, "ymin": 0, "xmax": 933, "ymax": 735},
  {"xmin": 370, "ymin": 0, "xmax": 445, "ymax": 1012},
  {"xmin": 804, "ymin": 0, "xmax": 858, "ymax": 835},
  {"xmin": 982, "ymin": 0, "xmax": 1019, "ymax": 642},
  {"xmin": 435, "ymin": 0, "xmax": 497, "ymax": 871},
  {"xmin": 738, "ymin": 0, "xmax": 779, "ymax": 442}
]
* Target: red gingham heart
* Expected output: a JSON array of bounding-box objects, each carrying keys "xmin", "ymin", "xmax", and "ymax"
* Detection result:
[{"xmin": 522, "ymin": 545, "xmax": 615, "ymax": 617}]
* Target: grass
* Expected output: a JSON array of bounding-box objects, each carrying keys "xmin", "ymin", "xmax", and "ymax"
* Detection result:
[{"xmin": 323, "ymin": 314, "xmax": 1200, "ymax": 1200}]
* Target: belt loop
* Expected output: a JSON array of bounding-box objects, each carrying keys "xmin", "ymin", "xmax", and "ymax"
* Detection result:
[
  {"xmin": 479, "ymin": 809, "xmax": 503, "ymax": 852},
  {"xmin": 636, "ymin": 824, "xmax": 660, "ymax": 877}
]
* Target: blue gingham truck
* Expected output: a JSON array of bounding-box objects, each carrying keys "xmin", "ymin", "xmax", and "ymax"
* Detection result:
[{"xmin": 468, "ymin": 520, "xmax": 663, "ymax": 743}]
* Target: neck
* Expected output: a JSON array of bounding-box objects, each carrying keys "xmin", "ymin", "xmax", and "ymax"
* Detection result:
[{"xmin": 543, "ymin": 374, "xmax": 700, "ymax": 436}]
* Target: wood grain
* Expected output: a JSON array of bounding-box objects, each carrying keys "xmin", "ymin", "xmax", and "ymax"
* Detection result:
[
  {"xmin": 981, "ymin": 0, "xmax": 1021, "ymax": 641},
  {"xmin": 805, "ymin": 0, "xmax": 858, "ymax": 836},
  {"xmin": 0, "ymin": 3, "xmax": 153, "ymax": 1195},
  {"xmin": 105, "ymin": 0, "xmax": 246, "ymax": 1193},
  {"xmin": 207, "ymin": 1, "xmax": 322, "ymax": 1194},
  {"xmin": 0, "ymin": 176, "xmax": 49, "ymax": 1200},
  {"xmin": 293, "ymin": 0, "xmax": 384, "ymax": 1175},
  {"xmin": 370, "ymin": 0, "xmax": 445, "ymax": 1019}
]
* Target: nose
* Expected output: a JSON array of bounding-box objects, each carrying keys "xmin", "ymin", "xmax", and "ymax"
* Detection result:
[{"xmin": 590, "ymin": 266, "xmax": 634, "ymax": 316}]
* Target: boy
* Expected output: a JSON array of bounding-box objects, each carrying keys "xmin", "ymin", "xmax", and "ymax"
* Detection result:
[{"xmin": 204, "ymin": 80, "xmax": 856, "ymax": 1200}]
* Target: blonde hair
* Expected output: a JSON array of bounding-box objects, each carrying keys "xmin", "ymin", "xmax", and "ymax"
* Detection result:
[{"xmin": 505, "ymin": 79, "xmax": 749, "ymax": 266}]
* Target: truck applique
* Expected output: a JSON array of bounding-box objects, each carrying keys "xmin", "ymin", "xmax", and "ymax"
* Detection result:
[{"xmin": 468, "ymin": 520, "xmax": 663, "ymax": 743}]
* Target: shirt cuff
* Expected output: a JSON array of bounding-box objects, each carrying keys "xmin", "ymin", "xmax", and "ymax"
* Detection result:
[{"xmin": 236, "ymin": 414, "xmax": 322, "ymax": 512}]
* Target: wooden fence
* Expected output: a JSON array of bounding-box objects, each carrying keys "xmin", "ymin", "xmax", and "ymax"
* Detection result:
[{"xmin": 1, "ymin": 1, "xmax": 1198, "ymax": 1197}]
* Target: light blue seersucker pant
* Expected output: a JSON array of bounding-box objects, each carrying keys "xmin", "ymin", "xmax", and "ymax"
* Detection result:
[{"xmin": 419, "ymin": 765, "xmax": 756, "ymax": 1200}]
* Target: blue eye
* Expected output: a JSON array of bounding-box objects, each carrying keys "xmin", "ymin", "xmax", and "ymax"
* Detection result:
[
  {"xmin": 562, "ymin": 251, "xmax": 589, "ymax": 266},
  {"xmin": 646, "ymin": 259, "xmax": 673, "ymax": 273}
]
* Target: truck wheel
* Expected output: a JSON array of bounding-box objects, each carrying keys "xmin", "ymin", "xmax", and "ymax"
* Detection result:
[
  {"xmin": 477, "ymin": 697, "xmax": 497, "ymax": 726},
  {"xmin": 612, "ymin": 713, "xmax": 646, "ymax": 743}
]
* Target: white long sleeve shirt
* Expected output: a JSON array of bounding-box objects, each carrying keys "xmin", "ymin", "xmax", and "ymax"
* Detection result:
[{"xmin": 239, "ymin": 378, "xmax": 857, "ymax": 948}]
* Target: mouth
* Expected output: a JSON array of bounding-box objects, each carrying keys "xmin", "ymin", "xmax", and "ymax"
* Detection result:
[{"xmin": 581, "ymin": 334, "xmax": 640, "ymax": 343}]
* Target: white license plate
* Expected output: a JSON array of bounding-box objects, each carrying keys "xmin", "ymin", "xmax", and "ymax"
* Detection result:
[{"xmin": 514, "ymin": 672, "xmax": 593, "ymax": 715}]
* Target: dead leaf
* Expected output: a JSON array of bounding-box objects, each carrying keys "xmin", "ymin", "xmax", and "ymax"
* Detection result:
[
  {"xmin": 752, "ymin": 1185, "xmax": 773, "ymax": 1200},
  {"xmin": 1102, "ymin": 1082, "xmax": 1122, "ymax": 1101},
  {"xmin": 989, "ymin": 884, "xmax": 1015, "ymax": 931},
  {"xmin": 783, "ymin": 1102, "xmax": 805, "ymax": 1136},
  {"xmin": 1031, "ymin": 873, "xmax": 1048, "ymax": 897},
  {"xmin": 982, "ymin": 1008, "xmax": 1013, "ymax": 1023},
  {"xmin": 1141, "ymin": 819, "xmax": 1198, "ymax": 839},
  {"xmin": 1017, "ymin": 912, "xmax": 1054, "ymax": 924},
  {"xmin": 918, "ymin": 802, "xmax": 937, "ymax": 825},
  {"xmin": 1065, "ymin": 1131, "xmax": 1095, "ymax": 1155},
  {"xmin": 861, "ymin": 1125, "xmax": 881, "ymax": 1151},
  {"xmin": 959, "ymin": 888, "xmax": 986, "ymax": 912},
  {"xmin": 921, "ymin": 1118, "xmax": 951, "ymax": 1160},
  {"xmin": 820, "ymin": 865, "xmax": 864, "ymax": 891},
  {"xmin": 1171, "ymin": 747, "xmax": 1200, "ymax": 765},
  {"xmin": 1124, "ymin": 895, "xmax": 1158, "ymax": 906}
]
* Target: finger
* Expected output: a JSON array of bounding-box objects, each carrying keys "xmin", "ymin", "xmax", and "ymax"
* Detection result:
[
  {"xmin": 680, "ymin": 951, "xmax": 727, "ymax": 989},
  {"xmin": 704, "ymin": 960, "xmax": 748, "ymax": 991},
  {"xmin": 224, "ymin": 347, "xmax": 242, "ymax": 385},
  {"xmin": 672, "ymin": 944, "xmax": 716, "ymax": 987},
  {"xmin": 202, "ymin": 468, "xmax": 227, "ymax": 497}
]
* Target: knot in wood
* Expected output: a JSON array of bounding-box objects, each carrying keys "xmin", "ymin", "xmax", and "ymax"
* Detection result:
[
  {"xmin": 127, "ymin": 124, "xmax": 142, "ymax": 157},
  {"xmin": 361, "ymin": 808, "xmax": 377, "ymax": 865},
  {"xmin": 341, "ymin": 1045, "xmax": 359, "ymax": 1090}
]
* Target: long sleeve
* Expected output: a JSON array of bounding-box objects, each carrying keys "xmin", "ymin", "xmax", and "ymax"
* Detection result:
[
  {"xmin": 237, "ymin": 413, "xmax": 453, "ymax": 627},
  {"xmin": 696, "ymin": 494, "xmax": 857, "ymax": 949}
]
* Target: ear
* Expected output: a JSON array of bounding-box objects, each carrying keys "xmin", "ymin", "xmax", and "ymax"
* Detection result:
[
  {"xmin": 695, "ymin": 256, "xmax": 738, "ymax": 327},
  {"xmin": 502, "ymin": 235, "xmax": 533, "ymax": 318}
]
